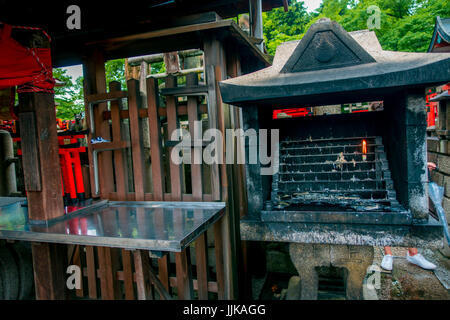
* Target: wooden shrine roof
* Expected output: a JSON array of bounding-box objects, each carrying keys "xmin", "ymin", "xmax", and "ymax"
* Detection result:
[
  {"xmin": 428, "ymin": 16, "xmax": 450, "ymax": 53},
  {"xmin": 0, "ymin": 0, "xmax": 284, "ymax": 67}
]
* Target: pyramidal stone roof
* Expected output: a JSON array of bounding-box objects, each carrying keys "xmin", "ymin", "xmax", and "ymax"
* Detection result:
[{"xmin": 219, "ymin": 18, "xmax": 450, "ymax": 107}]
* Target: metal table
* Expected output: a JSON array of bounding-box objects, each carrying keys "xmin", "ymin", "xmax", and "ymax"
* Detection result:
[{"xmin": 0, "ymin": 199, "xmax": 225, "ymax": 252}]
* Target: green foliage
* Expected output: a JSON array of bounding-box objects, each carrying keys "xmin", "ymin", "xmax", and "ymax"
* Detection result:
[
  {"xmin": 263, "ymin": 0, "xmax": 450, "ymax": 56},
  {"xmin": 151, "ymin": 61, "xmax": 166, "ymax": 75},
  {"xmin": 54, "ymin": 59, "xmax": 127, "ymax": 120},
  {"xmin": 263, "ymin": 1, "xmax": 316, "ymax": 55},
  {"xmin": 105, "ymin": 59, "xmax": 126, "ymax": 89},
  {"xmin": 53, "ymin": 68, "xmax": 84, "ymax": 120}
]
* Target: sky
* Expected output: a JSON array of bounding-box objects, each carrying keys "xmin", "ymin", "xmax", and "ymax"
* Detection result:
[
  {"xmin": 303, "ymin": 0, "xmax": 322, "ymax": 12},
  {"xmin": 62, "ymin": 0, "xmax": 323, "ymax": 81}
]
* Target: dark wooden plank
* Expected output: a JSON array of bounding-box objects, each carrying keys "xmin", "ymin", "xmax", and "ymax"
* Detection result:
[
  {"xmin": 195, "ymin": 233, "xmax": 209, "ymax": 300},
  {"xmin": 91, "ymin": 141, "xmax": 130, "ymax": 151},
  {"xmin": 31, "ymin": 243, "xmax": 67, "ymax": 300},
  {"xmin": 165, "ymin": 75, "xmax": 183, "ymax": 199},
  {"xmin": 18, "ymin": 93, "xmax": 65, "ymax": 221},
  {"xmin": 227, "ymin": 49, "xmax": 250, "ymax": 298},
  {"xmin": 147, "ymin": 77, "xmax": 165, "ymax": 201},
  {"xmin": 179, "ymin": 104, "xmax": 209, "ymax": 116},
  {"xmin": 213, "ymin": 219, "xmax": 225, "ymax": 300},
  {"xmin": 133, "ymin": 250, "xmax": 154, "ymax": 300},
  {"xmin": 118, "ymin": 200, "xmax": 134, "ymax": 304},
  {"xmin": 102, "ymin": 104, "xmax": 208, "ymax": 120},
  {"xmin": 85, "ymin": 246, "xmax": 98, "ymax": 299},
  {"xmin": 127, "ymin": 79, "xmax": 146, "ymax": 201},
  {"xmin": 82, "ymin": 63, "xmax": 97, "ymax": 199},
  {"xmin": 147, "ymin": 260, "xmax": 172, "ymax": 300},
  {"xmin": 163, "ymin": 52, "xmax": 181, "ymax": 74},
  {"xmin": 204, "ymin": 36, "xmax": 235, "ymax": 300},
  {"xmin": 86, "ymin": 90, "xmax": 128, "ymax": 104},
  {"xmin": 175, "ymin": 248, "xmax": 194, "ymax": 300},
  {"xmin": 84, "ymin": 49, "xmax": 114, "ymax": 198},
  {"xmin": 121, "ymin": 249, "xmax": 135, "ymax": 300},
  {"xmin": 97, "ymin": 247, "xmax": 121, "ymax": 300},
  {"xmin": 204, "ymin": 65, "xmax": 221, "ymax": 201},
  {"xmin": 160, "ymin": 85, "xmax": 208, "ymax": 96},
  {"xmin": 72, "ymin": 245, "xmax": 85, "ymax": 298},
  {"xmin": 109, "ymin": 81, "xmax": 128, "ymax": 197},
  {"xmin": 158, "ymin": 256, "xmax": 170, "ymax": 294},
  {"xmin": 186, "ymin": 73, "xmax": 203, "ymax": 201},
  {"xmin": 18, "ymin": 112, "xmax": 41, "ymax": 191}
]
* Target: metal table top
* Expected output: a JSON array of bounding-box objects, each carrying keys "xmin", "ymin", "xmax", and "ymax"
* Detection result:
[{"xmin": 0, "ymin": 199, "xmax": 225, "ymax": 252}]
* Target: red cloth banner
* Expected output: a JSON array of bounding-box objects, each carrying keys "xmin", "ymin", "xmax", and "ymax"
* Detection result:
[{"xmin": 0, "ymin": 24, "xmax": 54, "ymax": 93}]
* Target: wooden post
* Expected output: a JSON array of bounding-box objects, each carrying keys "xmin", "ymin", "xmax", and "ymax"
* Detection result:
[
  {"xmin": 165, "ymin": 75, "xmax": 183, "ymax": 200},
  {"xmin": 18, "ymin": 93, "xmax": 64, "ymax": 221},
  {"xmin": 147, "ymin": 77, "xmax": 171, "ymax": 294},
  {"xmin": 204, "ymin": 34, "xmax": 239, "ymax": 300},
  {"xmin": 85, "ymin": 246, "xmax": 98, "ymax": 299},
  {"xmin": 127, "ymin": 79, "xmax": 145, "ymax": 201},
  {"xmin": 226, "ymin": 46, "xmax": 251, "ymax": 299},
  {"xmin": 186, "ymin": 73, "xmax": 210, "ymax": 299},
  {"xmin": 249, "ymin": 0, "xmax": 264, "ymax": 51},
  {"xmin": 83, "ymin": 49, "xmax": 114, "ymax": 198},
  {"xmin": 175, "ymin": 248, "xmax": 194, "ymax": 300},
  {"xmin": 17, "ymin": 80, "xmax": 67, "ymax": 299},
  {"xmin": 109, "ymin": 81, "xmax": 128, "ymax": 196},
  {"xmin": 31, "ymin": 242, "xmax": 67, "ymax": 300},
  {"xmin": 134, "ymin": 250, "xmax": 154, "ymax": 300}
]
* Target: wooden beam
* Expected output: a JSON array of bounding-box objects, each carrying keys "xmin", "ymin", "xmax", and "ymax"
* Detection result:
[
  {"xmin": 109, "ymin": 81, "xmax": 128, "ymax": 197},
  {"xmin": 83, "ymin": 49, "xmax": 114, "ymax": 198},
  {"xmin": 226, "ymin": 46, "xmax": 251, "ymax": 299},
  {"xmin": 18, "ymin": 112, "xmax": 41, "ymax": 191},
  {"xmin": 160, "ymin": 85, "xmax": 208, "ymax": 96},
  {"xmin": 186, "ymin": 73, "xmax": 203, "ymax": 201},
  {"xmin": 97, "ymin": 246, "xmax": 121, "ymax": 300},
  {"xmin": 133, "ymin": 250, "xmax": 154, "ymax": 300},
  {"xmin": 165, "ymin": 75, "xmax": 183, "ymax": 199},
  {"xmin": 175, "ymin": 248, "xmax": 194, "ymax": 300},
  {"xmin": 85, "ymin": 246, "xmax": 98, "ymax": 299},
  {"xmin": 91, "ymin": 141, "xmax": 130, "ymax": 152},
  {"xmin": 72, "ymin": 245, "xmax": 85, "ymax": 298},
  {"xmin": 102, "ymin": 104, "xmax": 208, "ymax": 120},
  {"xmin": 147, "ymin": 78, "xmax": 165, "ymax": 201},
  {"xmin": 146, "ymin": 77, "xmax": 171, "ymax": 293},
  {"xmin": 17, "ymin": 85, "xmax": 67, "ymax": 300},
  {"xmin": 249, "ymin": 0, "xmax": 264, "ymax": 51},
  {"xmin": 163, "ymin": 52, "xmax": 181, "ymax": 74},
  {"xmin": 213, "ymin": 220, "xmax": 225, "ymax": 300},
  {"xmin": 122, "ymin": 249, "xmax": 135, "ymax": 300},
  {"xmin": 204, "ymin": 34, "xmax": 237, "ymax": 300},
  {"xmin": 147, "ymin": 261, "xmax": 172, "ymax": 300},
  {"xmin": 128, "ymin": 79, "xmax": 146, "ymax": 201},
  {"xmin": 31, "ymin": 243, "xmax": 67, "ymax": 300},
  {"xmin": 86, "ymin": 90, "xmax": 128, "ymax": 104},
  {"xmin": 195, "ymin": 233, "xmax": 209, "ymax": 300},
  {"xmin": 18, "ymin": 93, "xmax": 64, "ymax": 221}
]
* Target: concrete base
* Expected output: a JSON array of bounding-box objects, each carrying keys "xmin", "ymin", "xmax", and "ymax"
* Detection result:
[{"xmin": 289, "ymin": 243, "xmax": 374, "ymax": 300}]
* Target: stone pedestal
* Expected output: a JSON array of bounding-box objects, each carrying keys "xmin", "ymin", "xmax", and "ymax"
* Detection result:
[{"xmin": 289, "ymin": 243, "xmax": 374, "ymax": 300}]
